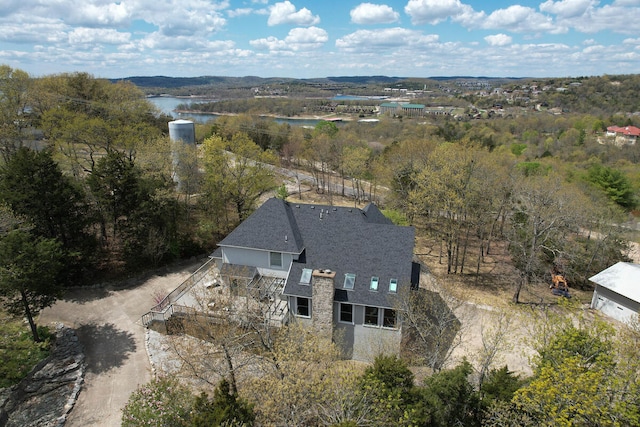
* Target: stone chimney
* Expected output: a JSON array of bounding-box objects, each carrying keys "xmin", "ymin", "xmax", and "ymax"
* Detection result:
[{"xmin": 311, "ymin": 269, "xmax": 335, "ymax": 342}]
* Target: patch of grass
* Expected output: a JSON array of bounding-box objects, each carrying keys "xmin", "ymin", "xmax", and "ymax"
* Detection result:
[
  {"xmin": 0, "ymin": 313, "xmax": 51, "ymax": 388},
  {"xmin": 382, "ymin": 208, "xmax": 409, "ymax": 225}
]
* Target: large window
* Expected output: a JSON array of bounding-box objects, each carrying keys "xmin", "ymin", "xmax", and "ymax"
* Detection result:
[
  {"xmin": 300, "ymin": 268, "xmax": 312, "ymax": 285},
  {"xmin": 344, "ymin": 273, "xmax": 356, "ymax": 289},
  {"xmin": 296, "ymin": 297, "xmax": 310, "ymax": 317},
  {"xmin": 383, "ymin": 309, "xmax": 397, "ymax": 328},
  {"xmin": 340, "ymin": 303, "xmax": 353, "ymax": 323},
  {"xmin": 370, "ymin": 276, "xmax": 379, "ymax": 291},
  {"xmin": 364, "ymin": 306, "xmax": 379, "ymax": 326},
  {"xmin": 270, "ymin": 252, "xmax": 282, "ymax": 268}
]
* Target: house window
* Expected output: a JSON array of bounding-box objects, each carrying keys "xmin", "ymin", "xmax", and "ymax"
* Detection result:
[
  {"xmin": 383, "ymin": 309, "xmax": 397, "ymax": 328},
  {"xmin": 296, "ymin": 297, "xmax": 310, "ymax": 317},
  {"xmin": 340, "ymin": 303, "xmax": 353, "ymax": 323},
  {"xmin": 344, "ymin": 273, "xmax": 356, "ymax": 290},
  {"xmin": 270, "ymin": 252, "xmax": 282, "ymax": 268},
  {"xmin": 300, "ymin": 268, "xmax": 312, "ymax": 285},
  {"xmin": 389, "ymin": 279, "xmax": 398, "ymax": 293},
  {"xmin": 364, "ymin": 306, "xmax": 379, "ymax": 326},
  {"xmin": 370, "ymin": 276, "xmax": 379, "ymax": 291}
]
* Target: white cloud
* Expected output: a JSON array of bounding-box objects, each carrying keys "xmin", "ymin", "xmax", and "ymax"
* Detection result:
[
  {"xmin": 68, "ymin": 28, "xmax": 131, "ymax": 46},
  {"xmin": 336, "ymin": 27, "xmax": 439, "ymax": 52},
  {"xmin": 0, "ymin": 18, "xmax": 68, "ymax": 44},
  {"xmin": 267, "ymin": 1, "xmax": 320, "ymax": 26},
  {"xmin": 138, "ymin": 32, "xmax": 235, "ymax": 51},
  {"xmin": 539, "ymin": 0, "xmax": 597, "ymax": 18},
  {"xmin": 555, "ymin": 1, "xmax": 640, "ymax": 34},
  {"xmin": 228, "ymin": 8, "xmax": 254, "ymax": 18},
  {"xmin": 66, "ymin": 2, "xmax": 132, "ymax": 27},
  {"xmin": 484, "ymin": 33, "xmax": 512, "ymax": 46},
  {"xmin": 250, "ymin": 26, "xmax": 328, "ymax": 51},
  {"xmin": 131, "ymin": 2, "xmax": 227, "ymax": 37},
  {"xmin": 482, "ymin": 5, "xmax": 562, "ymax": 34},
  {"xmin": 350, "ymin": 3, "xmax": 400, "ymax": 25},
  {"xmin": 404, "ymin": 0, "xmax": 481, "ymax": 25}
]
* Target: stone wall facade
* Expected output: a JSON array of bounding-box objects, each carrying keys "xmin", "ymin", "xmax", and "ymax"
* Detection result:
[{"xmin": 311, "ymin": 270, "xmax": 335, "ymax": 342}]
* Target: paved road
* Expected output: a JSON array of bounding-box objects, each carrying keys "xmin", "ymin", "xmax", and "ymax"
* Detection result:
[{"xmin": 38, "ymin": 261, "xmax": 202, "ymax": 427}]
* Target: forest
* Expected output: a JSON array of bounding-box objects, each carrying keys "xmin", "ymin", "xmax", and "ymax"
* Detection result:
[{"xmin": 1, "ymin": 64, "xmax": 639, "ymax": 425}]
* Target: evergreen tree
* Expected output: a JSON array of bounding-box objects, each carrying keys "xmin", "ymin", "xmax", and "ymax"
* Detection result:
[
  {"xmin": 189, "ymin": 379, "xmax": 255, "ymax": 426},
  {"xmin": 0, "ymin": 229, "xmax": 64, "ymax": 342}
]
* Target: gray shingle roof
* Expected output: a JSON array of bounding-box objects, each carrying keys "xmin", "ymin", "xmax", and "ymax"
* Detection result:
[
  {"xmin": 218, "ymin": 198, "xmax": 415, "ymax": 309},
  {"xmin": 217, "ymin": 197, "xmax": 303, "ymax": 254}
]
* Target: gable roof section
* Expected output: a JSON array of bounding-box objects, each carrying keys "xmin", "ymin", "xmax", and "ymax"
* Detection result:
[
  {"xmin": 217, "ymin": 198, "xmax": 303, "ymax": 254},
  {"xmin": 281, "ymin": 200, "xmax": 415, "ymax": 308},
  {"xmin": 589, "ymin": 262, "xmax": 640, "ymax": 303},
  {"xmin": 362, "ymin": 203, "xmax": 392, "ymax": 224}
]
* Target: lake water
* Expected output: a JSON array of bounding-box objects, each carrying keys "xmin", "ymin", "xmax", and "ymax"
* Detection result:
[
  {"xmin": 147, "ymin": 96, "xmax": 333, "ymax": 127},
  {"xmin": 148, "ymin": 96, "xmax": 216, "ymax": 123}
]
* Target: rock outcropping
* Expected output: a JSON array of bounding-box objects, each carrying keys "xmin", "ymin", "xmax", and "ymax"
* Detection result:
[{"xmin": 0, "ymin": 324, "xmax": 85, "ymax": 427}]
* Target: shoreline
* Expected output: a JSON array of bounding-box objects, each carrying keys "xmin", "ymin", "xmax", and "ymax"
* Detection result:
[{"xmin": 174, "ymin": 110, "xmax": 356, "ymax": 122}]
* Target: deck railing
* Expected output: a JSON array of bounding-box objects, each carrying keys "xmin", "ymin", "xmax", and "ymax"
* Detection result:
[{"xmin": 141, "ymin": 257, "xmax": 215, "ymax": 327}]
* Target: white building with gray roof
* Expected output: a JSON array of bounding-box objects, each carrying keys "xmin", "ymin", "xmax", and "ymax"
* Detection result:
[{"xmin": 211, "ymin": 198, "xmax": 419, "ymax": 361}]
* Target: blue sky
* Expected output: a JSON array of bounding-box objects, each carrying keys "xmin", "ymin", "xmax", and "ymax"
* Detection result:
[{"xmin": 1, "ymin": 0, "xmax": 639, "ymax": 79}]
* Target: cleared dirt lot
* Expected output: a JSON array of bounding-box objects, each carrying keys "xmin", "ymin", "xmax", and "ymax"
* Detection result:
[{"xmin": 38, "ymin": 260, "xmax": 203, "ymax": 427}]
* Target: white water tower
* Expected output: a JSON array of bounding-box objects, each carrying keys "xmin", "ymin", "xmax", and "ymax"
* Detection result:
[
  {"xmin": 168, "ymin": 119, "xmax": 197, "ymax": 191},
  {"xmin": 168, "ymin": 119, "xmax": 195, "ymax": 145}
]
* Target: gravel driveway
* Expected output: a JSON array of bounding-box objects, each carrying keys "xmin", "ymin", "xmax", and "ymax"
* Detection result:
[{"xmin": 38, "ymin": 261, "xmax": 203, "ymax": 427}]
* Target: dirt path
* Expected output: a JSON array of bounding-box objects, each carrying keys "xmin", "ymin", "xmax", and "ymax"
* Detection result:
[{"xmin": 38, "ymin": 261, "xmax": 202, "ymax": 427}]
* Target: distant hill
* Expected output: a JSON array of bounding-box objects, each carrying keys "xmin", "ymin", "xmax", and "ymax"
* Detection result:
[
  {"xmin": 112, "ymin": 75, "xmax": 408, "ymax": 89},
  {"xmin": 111, "ymin": 75, "xmax": 276, "ymax": 88}
]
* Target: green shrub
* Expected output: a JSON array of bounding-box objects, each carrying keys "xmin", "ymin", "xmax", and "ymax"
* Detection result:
[
  {"xmin": 122, "ymin": 376, "xmax": 194, "ymax": 426},
  {"xmin": 0, "ymin": 316, "xmax": 50, "ymax": 388}
]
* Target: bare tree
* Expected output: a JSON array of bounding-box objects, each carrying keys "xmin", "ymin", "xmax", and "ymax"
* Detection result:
[
  {"xmin": 165, "ymin": 286, "xmax": 258, "ymax": 394},
  {"xmin": 392, "ymin": 281, "xmax": 467, "ymax": 371},
  {"xmin": 473, "ymin": 310, "xmax": 513, "ymax": 388},
  {"xmin": 507, "ymin": 175, "xmax": 589, "ymax": 303}
]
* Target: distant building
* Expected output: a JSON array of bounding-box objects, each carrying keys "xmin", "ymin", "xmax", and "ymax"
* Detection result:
[
  {"xmin": 605, "ymin": 126, "xmax": 640, "ymax": 146},
  {"xmin": 379, "ymin": 102, "xmax": 425, "ymax": 117}
]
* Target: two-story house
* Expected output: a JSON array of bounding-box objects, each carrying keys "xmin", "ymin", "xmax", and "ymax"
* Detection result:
[{"xmin": 211, "ymin": 197, "xmax": 419, "ymax": 361}]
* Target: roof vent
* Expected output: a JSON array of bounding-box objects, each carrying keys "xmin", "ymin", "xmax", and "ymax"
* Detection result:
[
  {"xmin": 311, "ymin": 206, "xmax": 315, "ymax": 209},
  {"xmin": 332, "ymin": 208, "xmax": 337, "ymax": 211},
  {"xmin": 296, "ymin": 204, "xmax": 300, "ymax": 208},
  {"xmin": 285, "ymin": 235, "xmax": 288, "ymax": 242}
]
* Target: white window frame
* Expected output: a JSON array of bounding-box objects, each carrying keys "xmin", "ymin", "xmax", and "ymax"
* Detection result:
[
  {"xmin": 339, "ymin": 303, "xmax": 353, "ymax": 324},
  {"xmin": 370, "ymin": 276, "xmax": 379, "ymax": 291},
  {"xmin": 296, "ymin": 297, "xmax": 310, "ymax": 318},
  {"xmin": 344, "ymin": 273, "xmax": 356, "ymax": 290},
  {"xmin": 382, "ymin": 308, "xmax": 397, "ymax": 329},
  {"xmin": 269, "ymin": 251, "xmax": 282, "ymax": 268},
  {"xmin": 300, "ymin": 268, "xmax": 312, "ymax": 285},
  {"xmin": 389, "ymin": 279, "xmax": 398, "ymax": 293},
  {"xmin": 364, "ymin": 306, "xmax": 379, "ymax": 326}
]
